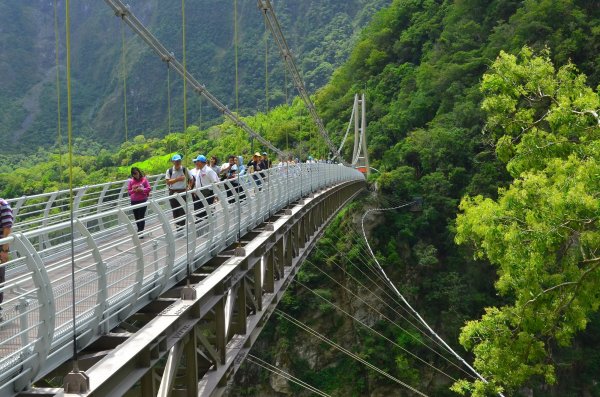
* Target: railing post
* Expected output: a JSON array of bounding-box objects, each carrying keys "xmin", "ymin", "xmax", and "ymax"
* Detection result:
[
  {"xmin": 95, "ymin": 184, "xmax": 111, "ymax": 231},
  {"xmin": 39, "ymin": 191, "xmax": 59, "ymax": 249},
  {"xmin": 11, "ymin": 233, "xmax": 56, "ymax": 390},
  {"xmin": 73, "ymin": 219, "xmax": 108, "ymax": 339},
  {"xmin": 11, "ymin": 196, "xmax": 27, "ymax": 219},
  {"xmin": 148, "ymin": 200, "xmax": 175, "ymax": 297},
  {"xmin": 116, "ymin": 209, "xmax": 145, "ymax": 320},
  {"xmin": 211, "ymin": 183, "xmax": 230, "ymax": 255}
]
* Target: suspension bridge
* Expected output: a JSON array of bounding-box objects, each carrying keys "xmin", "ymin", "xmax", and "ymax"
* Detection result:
[
  {"xmin": 0, "ymin": 1, "xmax": 374, "ymax": 396},
  {"xmin": 0, "ymin": 164, "xmax": 365, "ymax": 397}
]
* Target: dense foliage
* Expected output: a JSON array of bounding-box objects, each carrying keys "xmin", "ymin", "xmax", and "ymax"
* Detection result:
[
  {"xmin": 454, "ymin": 48, "xmax": 600, "ymax": 396},
  {"xmin": 242, "ymin": 0, "xmax": 600, "ymax": 396}
]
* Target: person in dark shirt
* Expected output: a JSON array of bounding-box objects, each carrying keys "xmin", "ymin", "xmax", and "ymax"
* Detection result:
[
  {"xmin": 261, "ymin": 152, "xmax": 271, "ymax": 169},
  {"xmin": 247, "ymin": 152, "xmax": 265, "ymax": 189}
]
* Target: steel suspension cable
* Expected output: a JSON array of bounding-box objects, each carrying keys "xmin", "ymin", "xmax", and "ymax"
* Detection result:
[
  {"xmin": 64, "ymin": 0, "xmax": 79, "ymax": 368},
  {"xmin": 263, "ymin": 9, "xmax": 269, "ymax": 113},
  {"xmin": 331, "ymin": 224, "xmax": 409, "ymax": 301},
  {"xmin": 103, "ymin": 0, "xmax": 284, "ymax": 157},
  {"xmin": 257, "ymin": 0, "xmax": 345, "ymax": 163},
  {"xmin": 334, "ymin": 223, "xmax": 463, "ymax": 349},
  {"xmin": 167, "ymin": 65, "xmax": 172, "ymax": 136},
  {"xmin": 234, "ymin": 0, "xmax": 239, "ymax": 113},
  {"xmin": 313, "ymin": 233, "xmax": 470, "ymax": 359},
  {"xmin": 360, "ymin": 202, "xmax": 503, "ymax": 395},
  {"xmin": 318, "ymin": 219, "xmax": 473, "ymax": 361},
  {"xmin": 247, "ymin": 355, "xmax": 331, "ymax": 397},
  {"xmin": 275, "ymin": 309, "xmax": 429, "ymax": 397},
  {"xmin": 292, "ymin": 276, "xmax": 459, "ymax": 382},
  {"xmin": 120, "ymin": 20, "xmax": 129, "ymax": 142},
  {"xmin": 303, "ymin": 258, "xmax": 475, "ymax": 380},
  {"xmin": 53, "ymin": 0, "xmax": 64, "ymax": 188},
  {"xmin": 181, "ymin": 0, "xmax": 187, "ymax": 131}
]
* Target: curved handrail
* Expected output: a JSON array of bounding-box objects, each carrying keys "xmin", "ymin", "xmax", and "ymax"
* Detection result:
[{"xmin": 0, "ymin": 164, "xmax": 364, "ymax": 395}]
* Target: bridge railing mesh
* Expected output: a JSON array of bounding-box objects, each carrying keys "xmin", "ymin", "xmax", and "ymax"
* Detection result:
[{"xmin": 0, "ymin": 163, "xmax": 364, "ymax": 394}]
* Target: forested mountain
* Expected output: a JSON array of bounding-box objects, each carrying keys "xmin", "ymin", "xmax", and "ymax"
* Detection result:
[
  {"xmin": 228, "ymin": 0, "xmax": 600, "ymax": 396},
  {"xmin": 0, "ymin": 0, "xmax": 390, "ymax": 159}
]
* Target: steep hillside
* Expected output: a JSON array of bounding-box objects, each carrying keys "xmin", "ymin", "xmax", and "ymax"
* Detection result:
[
  {"xmin": 227, "ymin": 0, "xmax": 600, "ymax": 396},
  {"xmin": 0, "ymin": 0, "xmax": 390, "ymax": 158}
]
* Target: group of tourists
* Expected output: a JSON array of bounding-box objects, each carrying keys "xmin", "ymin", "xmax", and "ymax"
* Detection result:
[
  {"xmin": 0, "ymin": 151, "xmax": 320, "ymax": 317},
  {"xmin": 127, "ymin": 152, "xmax": 273, "ymax": 237}
]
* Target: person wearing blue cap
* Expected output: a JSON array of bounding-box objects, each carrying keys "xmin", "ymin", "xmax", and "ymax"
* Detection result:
[
  {"xmin": 190, "ymin": 155, "xmax": 219, "ymax": 223},
  {"xmin": 166, "ymin": 154, "xmax": 193, "ymax": 234},
  {"xmin": 261, "ymin": 152, "xmax": 271, "ymax": 169}
]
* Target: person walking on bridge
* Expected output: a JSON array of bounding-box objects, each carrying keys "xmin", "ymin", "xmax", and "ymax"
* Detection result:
[
  {"xmin": 0, "ymin": 198, "xmax": 13, "ymax": 321},
  {"xmin": 190, "ymin": 155, "xmax": 218, "ymax": 222},
  {"xmin": 166, "ymin": 154, "xmax": 193, "ymax": 235},
  {"xmin": 261, "ymin": 152, "xmax": 271, "ymax": 169},
  {"xmin": 127, "ymin": 167, "xmax": 151, "ymax": 237}
]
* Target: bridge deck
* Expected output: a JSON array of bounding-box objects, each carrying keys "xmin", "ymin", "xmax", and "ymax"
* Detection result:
[{"xmin": 0, "ymin": 164, "xmax": 363, "ymax": 396}]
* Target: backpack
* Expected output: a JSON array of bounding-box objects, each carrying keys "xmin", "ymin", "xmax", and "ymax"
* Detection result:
[{"xmin": 168, "ymin": 166, "xmax": 194, "ymax": 184}]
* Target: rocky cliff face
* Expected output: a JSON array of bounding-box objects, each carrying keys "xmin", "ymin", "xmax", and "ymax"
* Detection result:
[{"xmin": 225, "ymin": 192, "xmax": 454, "ymax": 397}]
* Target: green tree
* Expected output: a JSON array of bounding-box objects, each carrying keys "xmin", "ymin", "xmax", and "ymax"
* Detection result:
[{"xmin": 453, "ymin": 47, "xmax": 600, "ymax": 396}]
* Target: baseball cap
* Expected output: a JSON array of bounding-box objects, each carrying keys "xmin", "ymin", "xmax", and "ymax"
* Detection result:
[
  {"xmin": 254, "ymin": 152, "xmax": 261, "ymax": 157},
  {"xmin": 193, "ymin": 155, "xmax": 207, "ymax": 163},
  {"xmin": 171, "ymin": 154, "xmax": 182, "ymax": 161}
]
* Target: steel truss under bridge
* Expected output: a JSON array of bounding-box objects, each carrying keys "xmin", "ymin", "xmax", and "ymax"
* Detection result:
[{"xmin": 0, "ymin": 164, "xmax": 365, "ymax": 396}]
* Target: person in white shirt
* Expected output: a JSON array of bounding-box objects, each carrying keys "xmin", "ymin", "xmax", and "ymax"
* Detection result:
[
  {"xmin": 165, "ymin": 154, "xmax": 193, "ymax": 233},
  {"xmin": 190, "ymin": 155, "xmax": 219, "ymax": 221}
]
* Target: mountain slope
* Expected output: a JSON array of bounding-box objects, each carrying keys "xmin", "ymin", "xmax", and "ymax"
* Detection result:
[{"xmin": 0, "ymin": 0, "xmax": 391, "ymax": 157}]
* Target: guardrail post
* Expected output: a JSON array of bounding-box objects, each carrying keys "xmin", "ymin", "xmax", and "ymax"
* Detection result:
[
  {"xmin": 73, "ymin": 219, "xmax": 108, "ymax": 339},
  {"xmin": 95, "ymin": 184, "xmax": 111, "ymax": 231},
  {"xmin": 211, "ymin": 185, "xmax": 229, "ymax": 255},
  {"xmin": 11, "ymin": 196, "xmax": 27, "ymax": 219},
  {"xmin": 11, "ymin": 233, "xmax": 55, "ymax": 390},
  {"xmin": 116, "ymin": 209, "xmax": 145, "ymax": 320},
  {"xmin": 73, "ymin": 186, "xmax": 88, "ymax": 217},
  {"xmin": 38, "ymin": 191, "xmax": 58, "ymax": 249}
]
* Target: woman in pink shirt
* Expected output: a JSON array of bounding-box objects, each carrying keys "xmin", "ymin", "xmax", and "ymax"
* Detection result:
[{"xmin": 127, "ymin": 167, "xmax": 151, "ymax": 236}]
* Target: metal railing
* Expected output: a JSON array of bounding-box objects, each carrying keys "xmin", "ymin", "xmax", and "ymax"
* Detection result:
[{"xmin": 0, "ymin": 163, "xmax": 363, "ymax": 395}]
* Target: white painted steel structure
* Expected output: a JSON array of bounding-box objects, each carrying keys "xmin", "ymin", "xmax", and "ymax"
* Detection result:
[{"xmin": 0, "ymin": 163, "xmax": 364, "ymax": 396}]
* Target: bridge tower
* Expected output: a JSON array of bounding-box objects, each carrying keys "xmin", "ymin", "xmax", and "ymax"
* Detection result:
[{"xmin": 352, "ymin": 93, "xmax": 370, "ymax": 176}]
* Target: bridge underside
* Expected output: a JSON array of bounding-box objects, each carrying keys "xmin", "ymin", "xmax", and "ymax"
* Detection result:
[{"xmin": 21, "ymin": 180, "xmax": 364, "ymax": 397}]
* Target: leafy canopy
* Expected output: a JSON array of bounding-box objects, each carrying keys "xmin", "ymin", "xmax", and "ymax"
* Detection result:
[{"xmin": 453, "ymin": 47, "xmax": 600, "ymax": 396}]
